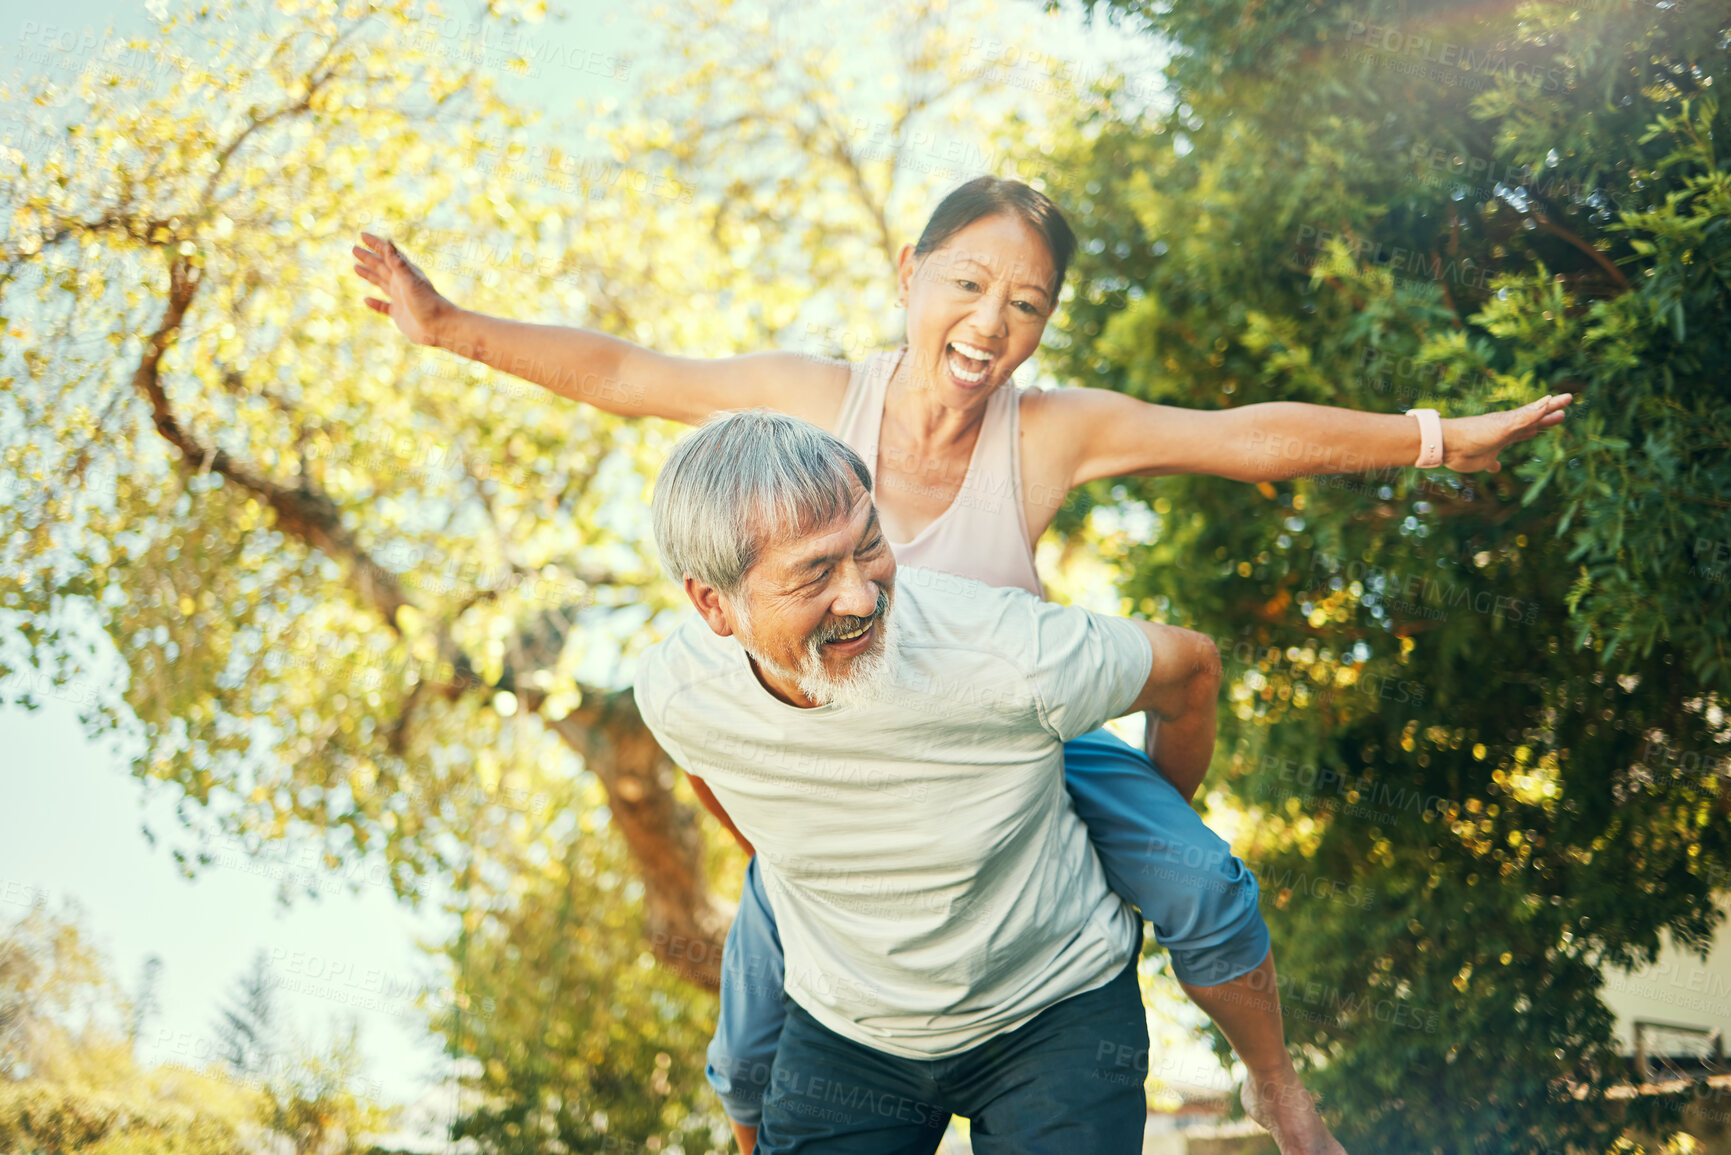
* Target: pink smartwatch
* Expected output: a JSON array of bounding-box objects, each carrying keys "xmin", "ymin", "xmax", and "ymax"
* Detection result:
[{"xmin": 1406, "ymin": 408, "xmax": 1444, "ymax": 468}]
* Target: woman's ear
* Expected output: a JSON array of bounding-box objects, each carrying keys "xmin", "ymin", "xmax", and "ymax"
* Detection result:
[{"xmin": 895, "ymin": 242, "xmax": 916, "ymax": 306}]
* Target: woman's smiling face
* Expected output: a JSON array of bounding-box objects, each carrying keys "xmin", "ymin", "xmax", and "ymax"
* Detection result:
[{"xmin": 897, "ymin": 212, "xmax": 1057, "ymax": 406}]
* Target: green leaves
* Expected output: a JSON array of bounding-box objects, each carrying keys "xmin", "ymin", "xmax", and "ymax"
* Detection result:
[{"xmin": 1048, "ymin": 0, "xmax": 1730, "ymax": 1148}]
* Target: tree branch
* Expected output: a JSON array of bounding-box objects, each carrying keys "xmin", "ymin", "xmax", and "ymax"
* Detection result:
[
  {"xmin": 195, "ymin": 10, "xmax": 377, "ymax": 212},
  {"xmin": 1528, "ymin": 212, "xmax": 1631, "ymax": 293},
  {"xmin": 544, "ymin": 690, "xmax": 731, "ymax": 989},
  {"xmin": 127, "ymin": 252, "xmax": 727, "ymax": 989}
]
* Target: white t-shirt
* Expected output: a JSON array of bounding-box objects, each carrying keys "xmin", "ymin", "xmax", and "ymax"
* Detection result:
[{"xmin": 633, "ymin": 565, "xmax": 1154, "ymax": 1059}]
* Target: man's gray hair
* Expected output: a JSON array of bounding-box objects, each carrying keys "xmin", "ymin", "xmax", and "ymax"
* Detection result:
[{"xmin": 652, "ymin": 408, "xmax": 874, "ymax": 595}]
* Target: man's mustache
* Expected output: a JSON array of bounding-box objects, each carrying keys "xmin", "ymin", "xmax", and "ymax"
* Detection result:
[{"xmin": 812, "ymin": 588, "xmax": 891, "ymax": 645}]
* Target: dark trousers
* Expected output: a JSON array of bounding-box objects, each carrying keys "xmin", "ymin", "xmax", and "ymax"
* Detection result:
[{"xmin": 756, "ymin": 931, "xmax": 1150, "ymax": 1154}]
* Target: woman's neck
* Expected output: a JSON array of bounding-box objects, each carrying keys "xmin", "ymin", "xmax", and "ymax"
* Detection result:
[{"xmin": 884, "ymin": 343, "xmax": 989, "ymax": 453}]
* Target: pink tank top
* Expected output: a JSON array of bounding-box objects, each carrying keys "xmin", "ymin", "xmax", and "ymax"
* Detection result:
[{"xmin": 832, "ymin": 346, "xmax": 1045, "ymax": 598}]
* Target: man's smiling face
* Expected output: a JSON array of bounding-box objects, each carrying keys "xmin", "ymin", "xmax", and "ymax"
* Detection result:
[{"xmin": 715, "ymin": 474, "xmax": 900, "ymax": 709}]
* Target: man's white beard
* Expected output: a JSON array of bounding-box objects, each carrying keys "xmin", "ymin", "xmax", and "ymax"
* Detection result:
[{"xmin": 740, "ymin": 603, "xmax": 900, "ymax": 708}]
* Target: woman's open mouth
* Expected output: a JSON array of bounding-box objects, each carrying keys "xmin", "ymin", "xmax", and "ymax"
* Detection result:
[{"xmin": 945, "ymin": 341, "xmax": 993, "ymax": 387}]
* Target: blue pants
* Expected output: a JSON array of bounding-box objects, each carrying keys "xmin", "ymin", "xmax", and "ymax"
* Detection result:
[
  {"xmin": 757, "ymin": 927, "xmax": 1150, "ymax": 1154},
  {"xmin": 708, "ymin": 727, "xmax": 1270, "ymax": 1126}
]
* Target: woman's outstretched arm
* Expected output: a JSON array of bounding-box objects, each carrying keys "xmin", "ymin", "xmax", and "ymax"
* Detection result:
[
  {"xmin": 1045, "ymin": 387, "xmax": 1573, "ymax": 487},
  {"xmin": 350, "ymin": 233, "xmax": 846, "ymax": 427}
]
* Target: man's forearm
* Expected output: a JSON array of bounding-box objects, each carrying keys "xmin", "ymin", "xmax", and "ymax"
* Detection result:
[
  {"xmin": 1145, "ymin": 668, "xmax": 1218, "ymax": 799},
  {"xmin": 435, "ymin": 307, "xmax": 648, "ymax": 414},
  {"xmin": 1124, "ymin": 622, "xmax": 1221, "ymax": 797}
]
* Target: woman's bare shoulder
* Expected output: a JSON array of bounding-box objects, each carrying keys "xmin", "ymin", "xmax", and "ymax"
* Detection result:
[
  {"xmin": 1015, "ymin": 383, "xmax": 1147, "ymax": 491},
  {"xmin": 1015, "ymin": 382, "xmax": 1073, "ymax": 469}
]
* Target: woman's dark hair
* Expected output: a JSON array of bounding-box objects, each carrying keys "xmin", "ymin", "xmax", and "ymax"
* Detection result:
[{"xmin": 912, "ymin": 176, "xmax": 1077, "ymax": 300}]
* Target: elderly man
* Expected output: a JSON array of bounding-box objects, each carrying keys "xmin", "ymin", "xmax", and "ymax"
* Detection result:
[{"xmin": 634, "ymin": 411, "xmax": 1339, "ymax": 1154}]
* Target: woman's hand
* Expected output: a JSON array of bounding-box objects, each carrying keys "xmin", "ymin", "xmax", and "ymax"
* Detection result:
[
  {"xmin": 351, "ymin": 232, "xmax": 455, "ymax": 347},
  {"xmin": 1441, "ymin": 392, "xmax": 1574, "ymax": 474}
]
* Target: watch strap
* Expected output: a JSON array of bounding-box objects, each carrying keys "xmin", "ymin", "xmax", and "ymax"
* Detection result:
[{"xmin": 1406, "ymin": 407, "xmax": 1444, "ymax": 468}]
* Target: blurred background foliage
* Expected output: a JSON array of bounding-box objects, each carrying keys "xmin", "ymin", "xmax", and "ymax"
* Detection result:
[
  {"xmin": 1041, "ymin": 0, "xmax": 1731, "ymax": 1149},
  {"xmin": 0, "ymin": 902, "xmax": 386, "ymax": 1154},
  {"xmin": 1, "ymin": 0, "xmax": 1727, "ymax": 1151}
]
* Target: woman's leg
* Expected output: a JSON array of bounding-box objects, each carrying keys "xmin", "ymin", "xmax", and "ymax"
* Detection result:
[
  {"xmin": 1061, "ymin": 729, "xmax": 1344, "ymax": 1155},
  {"xmin": 1062, "ymin": 727, "xmax": 1269, "ymax": 985},
  {"xmin": 1182, "ymin": 952, "xmax": 1348, "ymax": 1155},
  {"xmin": 708, "ymin": 855, "xmax": 786, "ymax": 1139}
]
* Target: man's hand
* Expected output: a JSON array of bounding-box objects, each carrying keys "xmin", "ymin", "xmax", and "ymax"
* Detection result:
[
  {"xmin": 1441, "ymin": 392, "xmax": 1574, "ymax": 474},
  {"xmin": 351, "ymin": 232, "xmax": 457, "ymax": 348}
]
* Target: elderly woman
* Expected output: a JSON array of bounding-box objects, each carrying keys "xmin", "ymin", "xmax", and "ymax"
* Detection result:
[{"xmin": 353, "ymin": 176, "xmax": 1562, "ymax": 1152}]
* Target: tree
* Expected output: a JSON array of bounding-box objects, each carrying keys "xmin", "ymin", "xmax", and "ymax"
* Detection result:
[
  {"xmin": 434, "ymin": 805, "xmax": 724, "ymax": 1155},
  {"xmin": 212, "ymin": 950, "xmax": 278, "ymax": 1080},
  {"xmin": 1034, "ymin": 0, "xmax": 1731, "ymax": 1149},
  {"xmin": 1, "ymin": 0, "xmax": 1093, "ymax": 1146},
  {"xmin": 0, "ymin": 0, "xmax": 1071, "ymax": 997},
  {"xmin": 0, "ymin": 904, "xmax": 261, "ymax": 1154},
  {"xmin": 0, "ymin": 901, "xmax": 115, "ymax": 1083},
  {"xmin": 258, "ymin": 1020, "xmax": 389, "ymax": 1155},
  {"xmin": 206, "ymin": 952, "xmax": 387, "ymax": 1155},
  {"xmin": 127, "ymin": 954, "xmax": 164, "ymax": 1049},
  {"xmin": 0, "ymin": 0, "xmax": 729, "ymax": 986}
]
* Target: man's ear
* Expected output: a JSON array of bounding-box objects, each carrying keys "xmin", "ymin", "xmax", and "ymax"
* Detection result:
[{"xmin": 684, "ymin": 576, "xmax": 737, "ymax": 639}]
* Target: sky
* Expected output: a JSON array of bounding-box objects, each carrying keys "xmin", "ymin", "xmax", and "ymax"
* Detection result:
[{"xmin": 0, "ymin": 692, "xmax": 457, "ymax": 1104}]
